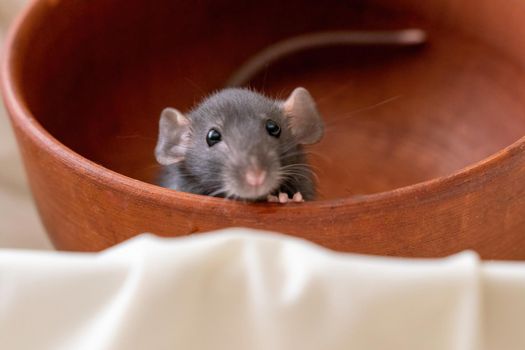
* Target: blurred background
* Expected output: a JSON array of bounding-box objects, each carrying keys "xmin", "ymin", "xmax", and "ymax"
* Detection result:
[{"xmin": 0, "ymin": 0, "xmax": 51, "ymax": 249}]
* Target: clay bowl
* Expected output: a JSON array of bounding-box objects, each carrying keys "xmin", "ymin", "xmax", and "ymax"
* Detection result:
[{"xmin": 3, "ymin": 0, "xmax": 525, "ymax": 258}]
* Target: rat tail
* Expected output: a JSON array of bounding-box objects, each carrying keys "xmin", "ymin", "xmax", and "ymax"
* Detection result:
[{"xmin": 225, "ymin": 29, "xmax": 427, "ymax": 87}]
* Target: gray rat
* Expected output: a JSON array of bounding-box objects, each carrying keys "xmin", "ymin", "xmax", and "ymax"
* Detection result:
[
  {"xmin": 155, "ymin": 29, "xmax": 426, "ymax": 202},
  {"xmin": 155, "ymin": 87, "xmax": 323, "ymax": 203}
]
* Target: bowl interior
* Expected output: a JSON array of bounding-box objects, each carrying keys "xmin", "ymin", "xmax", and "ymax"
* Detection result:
[{"xmin": 14, "ymin": 0, "xmax": 525, "ymax": 200}]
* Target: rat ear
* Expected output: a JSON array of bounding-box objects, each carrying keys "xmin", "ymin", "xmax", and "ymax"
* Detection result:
[
  {"xmin": 282, "ymin": 87, "xmax": 324, "ymax": 145},
  {"xmin": 155, "ymin": 107, "xmax": 191, "ymax": 165}
]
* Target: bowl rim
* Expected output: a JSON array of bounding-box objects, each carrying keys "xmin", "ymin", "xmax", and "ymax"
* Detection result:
[{"xmin": 2, "ymin": 0, "xmax": 524, "ymax": 212}]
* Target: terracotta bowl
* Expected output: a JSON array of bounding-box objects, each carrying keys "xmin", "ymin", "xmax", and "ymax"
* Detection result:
[{"xmin": 3, "ymin": 0, "xmax": 525, "ymax": 258}]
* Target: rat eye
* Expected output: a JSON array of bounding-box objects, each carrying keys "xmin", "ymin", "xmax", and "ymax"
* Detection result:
[
  {"xmin": 265, "ymin": 119, "xmax": 281, "ymax": 138},
  {"xmin": 206, "ymin": 128, "xmax": 221, "ymax": 147}
]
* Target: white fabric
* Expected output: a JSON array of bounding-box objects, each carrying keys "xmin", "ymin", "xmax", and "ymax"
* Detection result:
[{"xmin": 0, "ymin": 229, "xmax": 524, "ymax": 350}]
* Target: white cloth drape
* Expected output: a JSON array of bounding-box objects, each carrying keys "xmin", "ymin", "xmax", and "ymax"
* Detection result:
[{"xmin": 1, "ymin": 229, "xmax": 524, "ymax": 350}]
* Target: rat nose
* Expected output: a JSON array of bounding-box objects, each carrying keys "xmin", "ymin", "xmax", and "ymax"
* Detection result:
[{"xmin": 245, "ymin": 168, "xmax": 267, "ymax": 187}]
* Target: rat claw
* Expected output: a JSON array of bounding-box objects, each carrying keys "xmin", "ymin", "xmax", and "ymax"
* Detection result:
[
  {"xmin": 278, "ymin": 192, "xmax": 289, "ymax": 204},
  {"xmin": 292, "ymin": 192, "xmax": 304, "ymax": 202},
  {"xmin": 267, "ymin": 194, "xmax": 279, "ymax": 203}
]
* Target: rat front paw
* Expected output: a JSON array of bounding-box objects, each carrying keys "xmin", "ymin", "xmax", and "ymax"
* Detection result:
[
  {"xmin": 292, "ymin": 192, "xmax": 304, "ymax": 203},
  {"xmin": 267, "ymin": 192, "xmax": 305, "ymax": 204},
  {"xmin": 278, "ymin": 192, "xmax": 289, "ymax": 203},
  {"xmin": 267, "ymin": 194, "xmax": 279, "ymax": 203},
  {"xmin": 266, "ymin": 192, "xmax": 290, "ymax": 203}
]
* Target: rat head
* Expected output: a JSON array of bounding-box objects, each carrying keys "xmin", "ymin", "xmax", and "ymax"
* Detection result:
[{"xmin": 155, "ymin": 87, "xmax": 324, "ymax": 200}]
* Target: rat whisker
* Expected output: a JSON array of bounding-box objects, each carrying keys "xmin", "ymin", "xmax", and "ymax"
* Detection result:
[
  {"xmin": 282, "ymin": 172, "xmax": 318, "ymax": 184},
  {"xmin": 278, "ymin": 151, "xmax": 310, "ymax": 162},
  {"xmin": 326, "ymin": 95, "xmax": 402, "ymax": 126},
  {"xmin": 314, "ymin": 80, "xmax": 356, "ymax": 105},
  {"xmin": 281, "ymin": 140, "xmax": 306, "ymax": 152},
  {"xmin": 301, "ymin": 150, "xmax": 332, "ymax": 164},
  {"xmin": 280, "ymin": 163, "xmax": 322, "ymax": 175},
  {"xmin": 281, "ymin": 168, "xmax": 319, "ymax": 180},
  {"xmin": 184, "ymin": 77, "xmax": 207, "ymax": 95},
  {"xmin": 280, "ymin": 165, "xmax": 320, "ymax": 182},
  {"xmin": 280, "ymin": 163, "xmax": 316, "ymax": 171},
  {"xmin": 208, "ymin": 188, "xmax": 227, "ymax": 197},
  {"xmin": 279, "ymin": 147, "xmax": 305, "ymax": 156},
  {"xmin": 278, "ymin": 170, "xmax": 314, "ymax": 182}
]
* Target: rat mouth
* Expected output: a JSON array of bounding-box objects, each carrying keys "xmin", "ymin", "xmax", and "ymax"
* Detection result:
[
  {"xmin": 225, "ymin": 173, "xmax": 280, "ymax": 201},
  {"xmin": 233, "ymin": 182, "xmax": 278, "ymax": 201}
]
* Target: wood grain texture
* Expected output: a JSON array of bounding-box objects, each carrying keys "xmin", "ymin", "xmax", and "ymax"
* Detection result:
[{"xmin": 2, "ymin": 0, "xmax": 525, "ymax": 258}]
